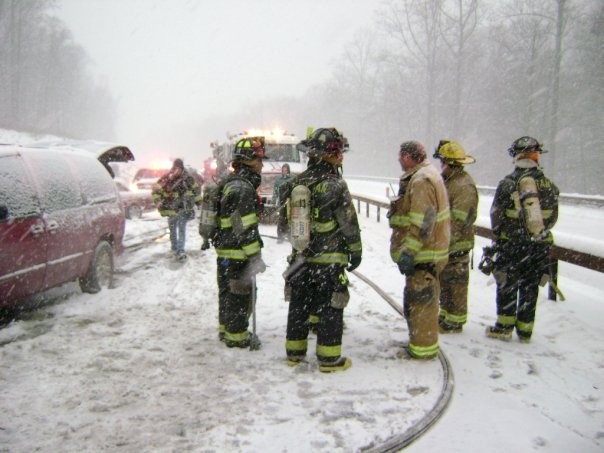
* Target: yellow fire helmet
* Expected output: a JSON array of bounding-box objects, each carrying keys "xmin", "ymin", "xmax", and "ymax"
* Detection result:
[{"xmin": 433, "ymin": 140, "xmax": 476, "ymax": 165}]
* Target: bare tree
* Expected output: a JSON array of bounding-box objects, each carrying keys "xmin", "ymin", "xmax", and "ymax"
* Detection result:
[{"xmin": 438, "ymin": 0, "xmax": 478, "ymax": 136}]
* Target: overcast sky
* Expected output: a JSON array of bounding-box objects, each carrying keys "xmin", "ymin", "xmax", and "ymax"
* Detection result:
[{"xmin": 55, "ymin": 0, "xmax": 382, "ymax": 167}]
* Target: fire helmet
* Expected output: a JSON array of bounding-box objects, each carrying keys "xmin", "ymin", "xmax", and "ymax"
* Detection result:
[
  {"xmin": 508, "ymin": 136, "xmax": 547, "ymax": 157},
  {"xmin": 433, "ymin": 140, "xmax": 475, "ymax": 165},
  {"xmin": 232, "ymin": 136, "xmax": 265, "ymax": 161},
  {"xmin": 296, "ymin": 128, "xmax": 349, "ymax": 157}
]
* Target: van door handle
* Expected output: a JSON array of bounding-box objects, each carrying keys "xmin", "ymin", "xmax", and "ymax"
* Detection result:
[
  {"xmin": 30, "ymin": 223, "xmax": 45, "ymax": 236},
  {"xmin": 46, "ymin": 220, "xmax": 59, "ymax": 233}
]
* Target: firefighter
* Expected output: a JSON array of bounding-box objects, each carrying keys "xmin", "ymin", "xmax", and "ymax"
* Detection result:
[
  {"xmin": 152, "ymin": 158, "xmax": 202, "ymax": 261},
  {"xmin": 389, "ymin": 141, "xmax": 450, "ymax": 360},
  {"xmin": 213, "ymin": 137, "xmax": 267, "ymax": 347},
  {"xmin": 281, "ymin": 127, "xmax": 362, "ymax": 373},
  {"xmin": 486, "ymin": 137, "xmax": 559, "ymax": 343},
  {"xmin": 433, "ymin": 140, "xmax": 478, "ymax": 334}
]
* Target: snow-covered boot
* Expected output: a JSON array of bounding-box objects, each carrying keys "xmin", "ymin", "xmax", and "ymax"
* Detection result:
[
  {"xmin": 318, "ymin": 357, "xmax": 352, "ymax": 373},
  {"xmin": 485, "ymin": 325, "xmax": 513, "ymax": 341}
]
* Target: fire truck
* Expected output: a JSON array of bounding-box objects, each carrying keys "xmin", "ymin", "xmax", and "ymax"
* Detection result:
[{"xmin": 207, "ymin": 128, "xmax": 307, "ymax": 220}]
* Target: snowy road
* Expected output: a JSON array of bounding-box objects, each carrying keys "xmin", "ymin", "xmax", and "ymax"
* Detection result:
[{"xmin": 1, "ymin": 195, "xmax": 603, "ymax": 451}]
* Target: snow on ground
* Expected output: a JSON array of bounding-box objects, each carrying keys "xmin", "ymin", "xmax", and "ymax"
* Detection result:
[{"xmin": 1, "ymin": 199, "xmax": 603, "ymax": 452}]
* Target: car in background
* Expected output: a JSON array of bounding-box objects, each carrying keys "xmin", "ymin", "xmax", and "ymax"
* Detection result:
[
  {"xmin": 132, "ymin": 167, "xmax": 166, "ymax": 191},
  {"xmin": 115, "ymin": 181, "xmax": 155, "ymax": 219},
  {"xmin": 0, "ymin": 143, "xmax": 132, "ymax": 310}
]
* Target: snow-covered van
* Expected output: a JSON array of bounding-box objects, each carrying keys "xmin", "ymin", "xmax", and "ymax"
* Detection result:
[{"xmin": 0, "ymin": 144, "xmax": 132, "ymax": 309}]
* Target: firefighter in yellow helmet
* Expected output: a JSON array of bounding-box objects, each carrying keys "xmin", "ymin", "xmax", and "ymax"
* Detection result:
[{"xmin": 433, "ymin": 140, "xmax": 478, "ymax": 334}]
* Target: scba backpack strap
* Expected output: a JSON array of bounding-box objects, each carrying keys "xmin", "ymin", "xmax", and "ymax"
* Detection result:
[{"xmin": 513, "ymin": 174, "xmax": 545, "ymax": 239}]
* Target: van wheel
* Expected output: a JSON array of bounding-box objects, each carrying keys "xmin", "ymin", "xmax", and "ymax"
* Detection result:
[
  {"xmin": 126, "ymin": 204, "xmax": 143, "ymax": 219},
  {"xmin": 79, "ymin": 241, "xmax": 114, "ymax": 294}
]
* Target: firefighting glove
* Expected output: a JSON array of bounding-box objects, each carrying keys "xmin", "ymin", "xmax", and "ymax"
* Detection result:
[
  {"xmin": 247, "ymin": 254, "xmax": 267, "ymax": 275},
  {"xmin": 201, "ymin": 239, "xmax": 211, "ymax": 250},
  {"xmin": 397, "ymin": 253, "xmax": 415, "ymax": 277},
  {"xmin": 347, "ymin": 252, "xmax": 362, "ymax": 272}
]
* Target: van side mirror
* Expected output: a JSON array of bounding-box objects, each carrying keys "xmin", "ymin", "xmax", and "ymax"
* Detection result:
[{"xmin": 0, "ymin": 205, "xmax": 8, "ymax": 221}]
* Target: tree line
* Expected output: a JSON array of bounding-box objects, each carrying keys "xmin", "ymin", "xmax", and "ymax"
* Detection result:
[
  {"xmin": 232, "ymin": 0, "xmax": 603, "ymax": 194},
  {"xmin": 0, "ymin": 0, "xmax": 116, "ymax": 141}
]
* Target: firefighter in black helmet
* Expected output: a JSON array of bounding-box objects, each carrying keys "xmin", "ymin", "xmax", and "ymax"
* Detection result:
[
  {"xmin": 485, "ymin": 136, "xmax": 559, "ymax": 343},
  {"xmin": 213, "ymin": 136, "xmax": 267, "ymax": 348},
  {"xmin": 281, "ymin": 127, "xmax": 362, "ymax": 373}
]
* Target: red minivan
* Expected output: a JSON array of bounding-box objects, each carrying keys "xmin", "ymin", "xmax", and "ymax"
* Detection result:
[{"xmin": 0, "ymin": 144, "xmax": 132, "ymax": 309}]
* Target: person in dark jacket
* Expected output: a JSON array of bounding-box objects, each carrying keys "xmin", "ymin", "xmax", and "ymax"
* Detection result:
[
  {"xmin": 281, "ymin": 127, "xmax": 362, "ymax": 373},
  {"xmin": 152, "ymin": 158, "xmax": 202, "ymax": 261},
  {"xmin": 213, "ymin": 137, "xmax": 267, "ymax": 347},
  {"xmin": 485, "ymin": 136, "xmax": 559, "ymax": 343}
]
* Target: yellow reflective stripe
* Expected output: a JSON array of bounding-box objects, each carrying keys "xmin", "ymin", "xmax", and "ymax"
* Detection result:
[
  {"xmin": 316, "ymin": 344, "xmax": 342, "ymax": 358},
  {"xmin": 408, "ymin": 211, "xmax": 425, "ymax": 227},
  {"xmin": 391, "ymin": 250, "xmax": 402, "ymax": 262},
  {"xmin": 403, "ymin": 236, "xmax": 423, "ymax": 253},
  {"xmin": 437, "ymin": 209, "xmax": 450, "ymax": 222},
  {"xmin": 505, "ymin": 209, "xmax": 519, "ymax": 219},
  {"xmin": 348, "ymin": 241, "xmax": 362, "ymax": 252},
  {"xmin": 306, "ymin": 253, "xmax": 348, "ymax": 265},
  {"xmin": 389, "ymin": 214, "xmax": 410, "ymax": 227},
  {"xmin": 224, "ymin": 330, "xmax": 249, "ymax": 342},
  {"xmin": 312, "ymin": 219, "xmax": 337, "ymax": 233},
  {"xmin": 219, "ymin": 324, "xmax": 225, "ymax": 334},
  {"xmin": 241, "ymin": 213, "xmax": 259, "ymax": 228},
  {"xmin": 409, "ymin": 342, "xmax": 439, "ymax": 358},
  {"xmin": 215, "ymin": 249, "xmax": 247, "ymax": 260},
  {"xmin": 444, "ymin": 312, "xmax": 467, "ymax": 324},
  {"xmin": 516, "ymin": 320, "xmax": 534, "ymax": 333},
  {"xmin": 450, "ymin": 240, "xmax": 474, "ymax": 252},
  {"xmin": 415, "ymin": 249, "xmax": 449, "ymax": 263},
  {"xmin": 308, "ymin": 314, "xmax": 320, "ymax": 324},
  {"xmin": 286, "ymin": 339, "xmax": 307, "ymax": 352},
  {"xmin": 542, "ymin": 209, "xmax": 553, "ymax": 219},
  {"xmin": 497, "ymin": 315, "xmax": 516, "ymax": 327},
  {"xmin": 242, "ymin": 241, "xmax": 261, "ymax": 257},
  {"xmin": 219, "ymin": 213, "xmax": 259, "ymax": 229},
  {"xmin": 451, "ymin": 208, "xmax": 468, "ymax": 222},
  {"xmin": 160, "ymin": 209, "xmax": 178, "ymax": 216}
]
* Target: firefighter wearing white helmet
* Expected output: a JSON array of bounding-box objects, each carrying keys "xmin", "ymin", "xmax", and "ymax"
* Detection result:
[
  {"xmin": 433, "ymin": 140, "xmax": 478, "ymax": 334},
  {"xmin": 213, "ymin": 136, "xmax": 267, "ymax": 348},
  {"xmin": 484, "ymin": 136, "xmax": 559, "ymax": 343},
  {"xmin": 280, "ymin": 127, "xmax": 362, "ymax": 373}
]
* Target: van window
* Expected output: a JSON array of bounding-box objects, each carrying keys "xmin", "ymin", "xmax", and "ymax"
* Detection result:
[
  {"xmin": 29, "ymin": 152, "xmax": 82, "ymax": 212},
  {"xmin": 0, "ymin": 155, "xmax": 40, "ymax": 219},
  {"xmin": 70, "ymin": 154, "xmax": 118, "ymax": 204}
]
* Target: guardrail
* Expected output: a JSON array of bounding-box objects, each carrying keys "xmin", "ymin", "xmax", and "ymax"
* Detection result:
[
  {"xmin": 346, "ymin": 175, "xmax": 604, "ymax": 208},
  {"xmin": 351, "ymin": 194, "xmax": 604, "ymax": 301}
]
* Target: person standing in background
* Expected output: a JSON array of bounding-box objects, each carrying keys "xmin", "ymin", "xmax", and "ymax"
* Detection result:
[{"xmin": 152, "ymin": 158, "xmax": 202, "ymax": 261}]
